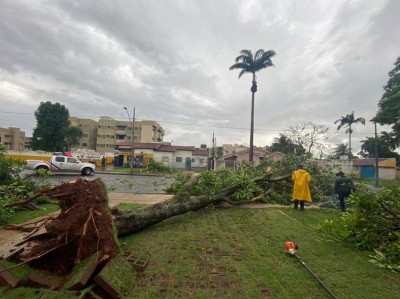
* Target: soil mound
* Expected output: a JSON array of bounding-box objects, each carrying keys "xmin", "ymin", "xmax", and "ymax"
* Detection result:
[{"xmin": 19, "ymin": 178, "xmax": 118, "ymax": 274}]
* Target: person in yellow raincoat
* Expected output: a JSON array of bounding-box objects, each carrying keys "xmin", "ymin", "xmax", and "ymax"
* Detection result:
[{"xmin": 292, "ymin": 164, "xmax": 311, "ymax": 210}]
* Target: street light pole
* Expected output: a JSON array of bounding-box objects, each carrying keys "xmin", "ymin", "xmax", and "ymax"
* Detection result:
[
  {"xmin": 374, "ymin": 121, "xmax": 379, "ymax": 188},
  {"xmin": 124, "ymin": 107, "xmax": 135, "ymax": 175}
]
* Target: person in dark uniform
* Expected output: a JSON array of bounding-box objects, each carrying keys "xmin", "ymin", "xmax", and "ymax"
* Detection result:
[
  {"xmin": 334, "ymin": 171, "xmax": 355, "ymax": 212},
  {"xmin": 101, "ymin": 156, "xmax": 106, "ymax": 169}
]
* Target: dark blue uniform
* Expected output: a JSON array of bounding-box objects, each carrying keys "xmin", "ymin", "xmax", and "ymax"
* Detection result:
[{"xmin": 334, "ymin": 176, "xmax": 355, "ymax": 211}]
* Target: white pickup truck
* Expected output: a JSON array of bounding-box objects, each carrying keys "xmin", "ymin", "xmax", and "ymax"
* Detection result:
[{"xmin": 25, "ymin": 156, "xmax": 96, "ymax": 175}]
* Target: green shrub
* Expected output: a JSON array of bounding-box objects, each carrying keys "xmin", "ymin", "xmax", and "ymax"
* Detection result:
[
  {"xmin": 317, "ymin": 185, "xmax": 400, "ymax": 272},
  {"xmin": 147, "ymin": 159, "xmax": 174, "ymax": 174}
]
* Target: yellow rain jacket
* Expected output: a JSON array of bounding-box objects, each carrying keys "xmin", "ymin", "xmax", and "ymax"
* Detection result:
[{"xmin": 292, "ymin": 169, "xmax": 312, "ymax": 202}]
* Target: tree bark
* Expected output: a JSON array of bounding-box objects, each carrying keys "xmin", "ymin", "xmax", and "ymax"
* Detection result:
[{"xmin": 112, "ymin": 172, "xmax": 291, "ymax": 236}]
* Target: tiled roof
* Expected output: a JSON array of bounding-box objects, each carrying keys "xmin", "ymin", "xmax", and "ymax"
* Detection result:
[
  {"xmin": 222, "ymin": 147, "xmax": 272, "ymax": 160},
  {"xmin": 115, "ymin": 142, "xmax": 203, "ymax": 153},
  {"xmin": 115, "ymin": 142, "xmax": 161, "ymax": 149},
  {"xmin": 156, "ymin": 145, "xmax": 195, "ymax": 152},
  {"xmin": 193, "ymin": 148, "xmax": 207, "ymax": 156},
  {"xmin": 352, "ymin": 158, "xmax": 387, "ymax": 166}
]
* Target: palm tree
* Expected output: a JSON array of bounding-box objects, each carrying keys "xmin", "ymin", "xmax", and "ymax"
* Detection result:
[
  {"xmin": 332, "ymin": 143, "xmax": 349, "ymax": 159},
  {"xmin": 334, "ymin": 111, "xmax": 365, "ymax": 160},
  {"xmin": 229, "ymin": 49, "xmax": 276, "ymax": 163}
]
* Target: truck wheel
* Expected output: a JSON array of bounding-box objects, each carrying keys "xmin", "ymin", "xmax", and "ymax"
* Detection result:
[
  {"xmin": 36, "ymin": 166, "xmax": 50, "ymax": 174},
  {"xmin": 82, "ymin": 168, "xmax": 93, "ymax": 175}
]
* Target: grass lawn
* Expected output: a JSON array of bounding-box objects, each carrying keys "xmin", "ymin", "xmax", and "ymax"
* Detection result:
[
  {"xmin": 1, "ymin": 206, "xmax": 400, "ymax": 298},
  {"xmin": 5, "ymin": 203, "xmax": 60, "ymax": 225},
  {"xmin": 355, "ymin": 178, "xmax": 400, "ymax": 187},
  {"xmin": 117, "ymin": 206, "xmax": 400, "ymax": 298}
]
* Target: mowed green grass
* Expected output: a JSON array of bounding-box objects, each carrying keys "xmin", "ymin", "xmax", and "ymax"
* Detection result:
[
  {"xmin": 2, "ymin": 206, "xmax": 400, "ymax": 298},
  {"xmin": 118, "ymin": 206, "xmax": 400, "ymax": 298}
]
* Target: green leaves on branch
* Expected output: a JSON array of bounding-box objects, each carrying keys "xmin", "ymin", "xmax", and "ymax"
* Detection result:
[{"xmin": 317, "ymin": 185, "xmax": 400, "ymax": 272}]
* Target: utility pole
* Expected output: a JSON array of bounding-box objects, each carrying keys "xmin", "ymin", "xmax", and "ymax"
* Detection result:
[
  {"xmin": 124, "ymin": 107, "xmax": 135, "ymax": 175},
  {"xmin": 374, "ymin": 121, "xmax": 379, "ymax": 188},
  {"xmin": 212, "ymin": 133, "xmax": 215, "ymax": 170}
]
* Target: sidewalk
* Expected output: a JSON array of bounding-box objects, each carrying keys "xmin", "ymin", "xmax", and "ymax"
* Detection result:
[{"xmin": 108, "ymin": 193, "xmax": 173, "ymax": 207}]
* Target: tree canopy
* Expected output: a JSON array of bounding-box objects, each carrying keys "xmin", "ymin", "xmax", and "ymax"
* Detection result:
[
  {"xmin": 359, "ymin": 136, "xmax": 400, "ymax": 165},
  {"xmin": 64, "ymin": 126, "xmax": 83, "ymax": 151},
  {"xmin": 331, "ymin": 143, "xmax": 350, "ymax": 159},
  {"xmin": 229, "ymin": 49, "xmax": 276, "ymax": 79},
  {"xmin": 375, "ymin": 56, "xmax": 400, "ymax": 145},
  {"xmin": 31, "ymin": 101, "xmax": 75, "ymax": 152},
  {"xmin": 266, "ymin": 133, "xmax": 305, "ymax": 156}
]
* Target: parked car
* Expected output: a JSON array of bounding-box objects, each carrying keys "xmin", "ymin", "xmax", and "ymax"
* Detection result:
[{"xmin": 25, "ymin": 156, "xmax": 96, "ymax": 175}]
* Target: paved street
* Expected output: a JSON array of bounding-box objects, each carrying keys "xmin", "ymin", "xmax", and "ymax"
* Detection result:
[{"xmin": 25, "ymin": 171, "xmax": 176, "ymax": 194}]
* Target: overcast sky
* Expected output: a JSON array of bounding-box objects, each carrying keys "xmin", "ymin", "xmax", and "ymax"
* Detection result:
[{"xmin": 1, "ymin": 0, "xmax": 399, "ymax": 153}]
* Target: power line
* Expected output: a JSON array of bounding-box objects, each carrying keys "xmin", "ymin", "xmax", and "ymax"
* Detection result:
[{"xmin": 0, "ymin": 110, "xmax": 378, "ymax": 135}]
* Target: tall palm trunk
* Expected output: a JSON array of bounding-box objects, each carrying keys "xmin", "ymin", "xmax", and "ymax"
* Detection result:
[
  {"xmin": 348, "ymin": 125, "xmax": 352, "ymax": 160},
  {"xmin": 249, "ymin": 73, "xmax": 257, "ymax": 163}
]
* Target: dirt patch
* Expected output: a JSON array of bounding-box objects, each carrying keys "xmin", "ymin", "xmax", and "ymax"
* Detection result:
[
  {"xmin": 0, "ymin": 193, "xmax": 172, "ymax": 261},
  {"xmin": 9, "ymin": 179, "xmax": 118, "ymax": 274}
]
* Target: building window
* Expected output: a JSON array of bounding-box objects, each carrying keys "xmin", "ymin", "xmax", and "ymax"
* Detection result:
[
  {"xmin": 82, "ymin": 143, "xmax": 88, "ymax": 147},
  {"xmin": 192, "ymin": 158, "xmax": 195, "ymax": 163},
  {"xmin": 83, "ymin": 134, "xmax": 88, "ymax": 137},
  {"xmin": 176, "ymin": 157, "xmax": 182, "ymax": 163}
]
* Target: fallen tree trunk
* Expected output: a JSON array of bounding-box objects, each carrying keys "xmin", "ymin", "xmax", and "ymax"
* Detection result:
[
  {"xmin": 5, "ymin": 172, "xmax": 291, "ymax": 274},
  {"xmin": 113, "ymin": 172, "xmax": 291, "ymax": 236}
]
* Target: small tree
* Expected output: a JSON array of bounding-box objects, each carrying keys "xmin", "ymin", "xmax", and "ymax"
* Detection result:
[
  {"xmin": 287, "ymin": 122, "xmax": 329, "ymax": 158},
  {"xmin": 31, "ymin": 101, "xmax": 71, "ymax": 152}
]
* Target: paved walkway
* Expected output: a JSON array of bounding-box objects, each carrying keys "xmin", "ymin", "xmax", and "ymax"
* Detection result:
[{"xmin": 108, "ymin": 193, "xmax": 173, "ymax": 207}]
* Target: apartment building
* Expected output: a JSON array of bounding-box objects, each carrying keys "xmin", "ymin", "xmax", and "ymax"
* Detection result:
[
  {"xmin": 0, "ymin": 127, "xmax": 26, "ymax": 150},
  {"xmin": 69, "ymin": 117, "xmax": 98, "ymax": 150},
  {"xmin": 78, "ymin": 116, "xmax": 165, "ymax": 154}
]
